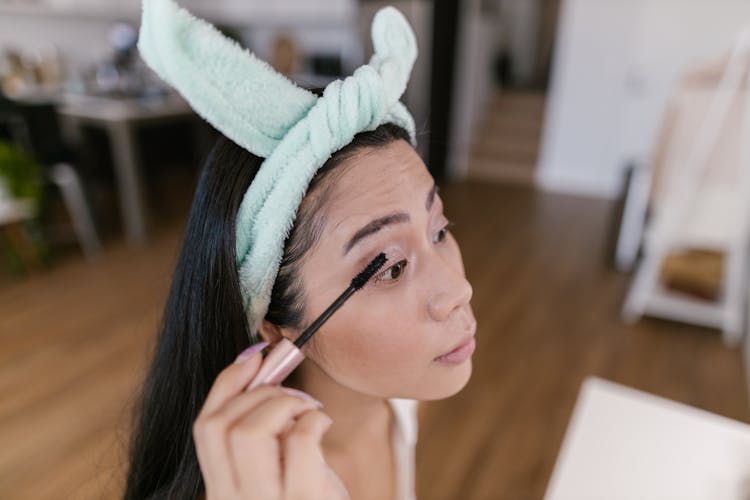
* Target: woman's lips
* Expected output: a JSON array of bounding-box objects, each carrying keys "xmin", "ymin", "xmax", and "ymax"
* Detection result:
[
  {"xmin": 434, "ymin": 336, "xmax": 476, "ymax": 364},
  {"xmin": 434, "ymin": 313, "xmax": 477, "ymax": 364}
]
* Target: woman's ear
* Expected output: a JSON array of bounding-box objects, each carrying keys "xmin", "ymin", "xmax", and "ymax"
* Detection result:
[{"xmin": 257, "ymin": 319, "xmax": 286, "ymax": 346}]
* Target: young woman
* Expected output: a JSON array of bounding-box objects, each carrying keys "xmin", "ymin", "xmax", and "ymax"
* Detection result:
[{"xmin": 124, "ymin": 2, "xmax": 476, "ymax": 499}]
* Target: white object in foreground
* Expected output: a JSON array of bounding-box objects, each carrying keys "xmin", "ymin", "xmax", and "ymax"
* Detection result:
[{"xmin": 544, "ymin": 377, "xmax": 750, "ymax": 500}]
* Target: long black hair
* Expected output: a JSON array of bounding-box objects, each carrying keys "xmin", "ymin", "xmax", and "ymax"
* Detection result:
[{"xmin": 122, "ymin": 122, "xmax": 410, "ymax": 499}]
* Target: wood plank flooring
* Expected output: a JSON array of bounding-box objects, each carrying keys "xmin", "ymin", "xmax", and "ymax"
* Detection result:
[{"xmin": 0, "ymin": 181, "xmax": 746, "ymax": 499}]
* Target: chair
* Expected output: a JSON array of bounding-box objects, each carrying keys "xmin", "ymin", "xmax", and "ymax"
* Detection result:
[
  {"xmin": 621, "ymin": 25, "xmax": 750, "ymax": 347},
  {"xmin": 0, "ymin": 94, "xmax": 102, "ymax": 261}
]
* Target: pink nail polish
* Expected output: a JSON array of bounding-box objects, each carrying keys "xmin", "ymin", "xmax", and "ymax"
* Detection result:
[
  {"xmin": 280, "ymin": 387, "xmax": 324, "ymax": 408},
  {"xmin": 234, "ymin": 341, "xmax": 269, "ymax": 364}
]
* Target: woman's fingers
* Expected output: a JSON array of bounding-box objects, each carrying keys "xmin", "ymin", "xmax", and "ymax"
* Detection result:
[
  {"xmin": 193, "ymin": 344, "xmax": 267, "ymax": 496},
  {"xmin": 194, "ymin": 384, "xmax": 280, "ymax": 495},
  {"xmin": 211, "ymin": 386, "xmax": 322, "ymax": 440},
  {"xmin": 194, "ymin": 342, "xmax": 337, "ymax": 500},
  {"xmin": 229, "ymin": 395, "xmax": 327, "ymax": 495},
  {"xmin": 195, "ymin": 342, "xmax": 280, "ymax": 496},
  {"xmin": 282, "ymin": 410, "xmax": 339, "ymax": 499},
  {"xmin": 200, "ymin": 342, "xmax": 268, "ymax": 417},
  {"xmin": 196, "ymin": 388, "xmax": 323, "ymax": 498}
]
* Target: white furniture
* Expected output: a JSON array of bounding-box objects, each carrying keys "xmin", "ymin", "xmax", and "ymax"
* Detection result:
[
  {"xmin": 0, "ymin": 195, "xmax": 39, "ymax": 270},
  {"xmin": 545, "ymin": 377, "xmax": 750, "ymax": 500},
  {"xmin": 0, "ymin": 98, "xmax": 102, "ymax": 261},
  {"xmin": 48, "ymin": 162, "xmax": 102, "ymax": 259},
  {"xmin": 621, "ymin": 24, "xmax": 750, "ymax": 346},
  {"xmin": 0, "ymin": 196, "xmax": 35, "ymax": 226},
  {"xmin": 614, "ymin": 161, "xmax": 651, "ymax": 272},
  {"xmin": 0, "ymin": 171, "xmax": 101, "ymax": 262}
]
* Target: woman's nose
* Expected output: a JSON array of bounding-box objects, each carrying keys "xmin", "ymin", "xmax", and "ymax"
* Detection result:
[{"xmin": 427, "ymin": 256, "xmax": 473, "ymax": 322}]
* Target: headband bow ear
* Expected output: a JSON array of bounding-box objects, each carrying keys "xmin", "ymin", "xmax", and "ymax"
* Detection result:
[
  {"xmin": 369, "ymin": 5, "xmax": 418, "ymax": 103},
  {"xmin": 138, "ymin": 0, "xmax": 317, "ymax": 158},
  {"xmin": 138, "ymin": 0, "xmax": 417, "ymax": 159}
]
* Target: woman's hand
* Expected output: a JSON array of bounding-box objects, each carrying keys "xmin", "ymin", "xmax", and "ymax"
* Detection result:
[{"xmin": 193, "ymin": 342, "xmax": 350, "ymax": 500}]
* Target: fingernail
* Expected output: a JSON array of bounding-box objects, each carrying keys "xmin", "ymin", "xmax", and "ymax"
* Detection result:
[
  {"xmin": 234, "ymin": 341, "xmax": 269, "ymax": 364},
  {"xmin": 280, "ymin": 387, "xmax": 324, "ymax": 409},
  {"xmin": 322, "ymin": 414, "xmax": 333, "ymax": 429}
]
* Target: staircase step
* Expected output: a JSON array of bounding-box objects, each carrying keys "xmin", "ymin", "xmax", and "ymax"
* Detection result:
[
  {"xmin": 467, "ymin": 89, "xmax": 545, "ymax": 185},
  {"xmin": 484, "ymin": 114, "xmax": 544, "ymax": 134},
  {"xmin": 472, "ymin": 134, "xmax": 539, "ymax": 164},
  {"xmin": 467, "ymin": 158, "xmax": 536, "ymax": 185},
  {"xmin": 490, "ymin": 91, "xmax": 547, "ymax": 116}
]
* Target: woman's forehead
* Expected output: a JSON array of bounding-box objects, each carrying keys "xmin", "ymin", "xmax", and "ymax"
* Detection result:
[
  {"xmin": 300, "ymin": 143, "xmax": 434, "ymax": 295},
  {"xmin": 326, "ymin": 141, "xmax": 432, "ymax": 215}
]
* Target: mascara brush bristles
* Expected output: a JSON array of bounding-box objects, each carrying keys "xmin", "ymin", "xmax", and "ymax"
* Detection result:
[
  {"xmin": 352, "ymin": 252, "xmax": 388, "ymax": 289},
  {"xmin": 294, "ymin": 252, "xmax": 388, "ymax": 348}
]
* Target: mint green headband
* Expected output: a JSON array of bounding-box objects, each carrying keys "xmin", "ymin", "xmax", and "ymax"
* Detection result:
[{"xmin": 138, "ymin": 0, "xmax": 417, "ymax": 337}]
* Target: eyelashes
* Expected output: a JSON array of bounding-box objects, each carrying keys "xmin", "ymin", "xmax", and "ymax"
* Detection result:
[
  {"xmin": 374, "ymin": 259, "xmax": 408, "ymax": 283},
  {"xmin": 372, "ymin": 219, "xmax": 455, "ymax": 284},
  {"xmin": 435, "ymin": 220, "xmax": 456, "ymax": 244}
]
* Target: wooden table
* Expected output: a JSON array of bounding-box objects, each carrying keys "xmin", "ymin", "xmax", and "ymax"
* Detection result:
[{"xmin": 59, "ymin": 92, "xmax": 193, "ymax": 246}]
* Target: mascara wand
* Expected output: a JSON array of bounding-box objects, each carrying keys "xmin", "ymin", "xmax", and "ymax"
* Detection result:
[
  {"xmin": 245, "ymin": 252, "xmax": 387, "ymax": 391},
  {"xmin": 294, "ymin": 252, "xmax": 387, "ymax": 348}
]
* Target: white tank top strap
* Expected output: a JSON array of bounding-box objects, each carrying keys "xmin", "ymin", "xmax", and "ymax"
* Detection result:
[{"xmin": 388, "ymin": 398, "xmax": 419, "ymax": 500}]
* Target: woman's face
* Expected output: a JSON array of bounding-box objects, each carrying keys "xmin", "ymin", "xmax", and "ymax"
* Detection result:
[{"xmin": 294, "ymin": 139, "xmax": 476, "ymax": 400}]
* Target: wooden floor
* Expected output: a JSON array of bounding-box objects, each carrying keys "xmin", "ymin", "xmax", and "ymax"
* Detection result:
[{"xmin": 0, "ymin": 181, "xmax": 747, "ymax": 499}]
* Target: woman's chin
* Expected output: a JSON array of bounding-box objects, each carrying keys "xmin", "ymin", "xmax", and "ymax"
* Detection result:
[{"xmin": 418, "ymin": 358, "xmax": 474, "ymax": 400}]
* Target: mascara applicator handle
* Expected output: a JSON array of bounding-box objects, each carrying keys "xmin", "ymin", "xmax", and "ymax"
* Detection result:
[
  {"xmin": 242, "ymin": 252, "xmax": 387, "ymax": 393},
  {"xmin": 245, "ymin": 338, "xmax": 306, "ymax": 391}
]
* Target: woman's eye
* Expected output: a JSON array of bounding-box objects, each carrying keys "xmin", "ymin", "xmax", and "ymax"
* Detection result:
[
  {"xmin": 434, "ymin": 220, "xmax": 455, "ymax": 243},
  {"xmin": 374, "ymin": 259, "xmax": 408, "ymax": 283}
]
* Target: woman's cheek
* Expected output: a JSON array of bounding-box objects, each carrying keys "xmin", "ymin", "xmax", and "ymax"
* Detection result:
[{"xmin": 329, "ymin": 319, "xmax": 427, "ymax": 375}]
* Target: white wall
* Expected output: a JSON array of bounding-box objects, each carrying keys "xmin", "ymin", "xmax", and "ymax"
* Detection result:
[
  {"xmin": 537, "ymin": 0, "xmax": 750, "ymax": 199},
  {"xmin": 0, "ymin": 9, "xmax": 119, "ymax": 72},
  {"xmin": 0, "ymin": 0, "xmax": 355, "ymax": 75}
]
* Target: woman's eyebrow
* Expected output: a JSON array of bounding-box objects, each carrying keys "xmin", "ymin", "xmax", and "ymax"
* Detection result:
[
  {"xmin": 343, "ymin": 212, "xmax": 409, "ymax": 256},
  {"xmin": 343, "ymin": 182, "xmax": 438, "ymax": 256},
  {"xmin": 426, "ymin": 183, "xmax": 439, "ymax": 211}
]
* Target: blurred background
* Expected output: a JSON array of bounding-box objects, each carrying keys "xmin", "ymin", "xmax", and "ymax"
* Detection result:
[{"xmin": 2, "ymin": 0, "xmax": 750, "ymax": 498}]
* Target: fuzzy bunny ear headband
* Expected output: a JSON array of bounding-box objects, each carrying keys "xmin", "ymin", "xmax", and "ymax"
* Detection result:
[{"xmin": 137, "ymin": 0, "xmax": 418, "ymax": 338}]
